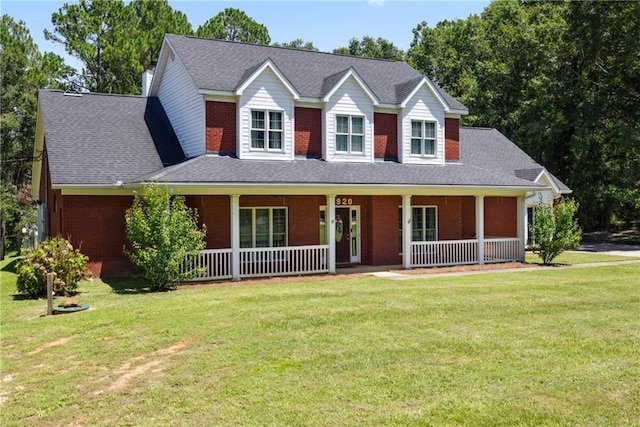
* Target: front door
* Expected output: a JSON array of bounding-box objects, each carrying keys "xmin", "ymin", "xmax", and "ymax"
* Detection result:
[{"xmin": 335, "ymin": 208, "xmax": 351, "ymax": 263}]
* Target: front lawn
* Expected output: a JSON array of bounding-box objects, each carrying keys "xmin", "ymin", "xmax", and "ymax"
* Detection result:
[{"xmin": 1, "ymin": 256, "xmax": 638, "ymax": 426}]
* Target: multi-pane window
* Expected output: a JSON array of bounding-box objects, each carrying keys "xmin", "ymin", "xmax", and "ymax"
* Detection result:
[
  {"xmin": 251, "ymin": 110, "xmax": 283, "ymax": 150},
  {"xmin": 410, "ymin": 120, "xmax": 436, "ymax": 156},
  {"xmin": 240, "ymin": 207, "xmax": 287, "ymax": 248},
  {"xmin": 336, "ymin": 115, "xmax": 364, "ymax": 153},
  {"xmin": 398, "ymin": 206, "xmax": 437, "ymax": 252}
]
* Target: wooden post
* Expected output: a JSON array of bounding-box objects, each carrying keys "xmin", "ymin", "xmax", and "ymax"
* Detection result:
[{"xmin": 46, "ymin": 273, "xmax": 54, "ymax": 315}]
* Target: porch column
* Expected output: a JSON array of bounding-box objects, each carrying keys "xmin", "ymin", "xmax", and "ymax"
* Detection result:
[
  {"xmin": 517, "ymin": 195, "xmax": 526, "ymax": 262},
  {"xmin": 230, "ymin": 194, "xmax": 240, "ymax": 281},
  {"xmin": 402, "ymin": 194, "xmax": 412, "ymax": 269},
  {"xmin": 326, "ymin": 194, "xmax": 336, "ymax": 274},
  {"xmin": 476, "ymin": 195, "xmax": 485, "ymax": 265}
]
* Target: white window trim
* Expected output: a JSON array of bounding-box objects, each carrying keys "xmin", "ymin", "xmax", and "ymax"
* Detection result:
[
  {"xmin": 239, "ymin": 207, "xmax": 288, "ymax": 248},
  {"xmin": 250, "ymin": 109, "xmax": 284, "ymax": 152},
  {"xmin": 410, "ymin": 120, "xmax": 437, "ymax": 157},
  {"xmin": 399, "ymin": 205, "xmax": 438, "ymax": 254},
  {"xmin": 335, "ymin": 114, "xmax": 365, "ymax": 154}
]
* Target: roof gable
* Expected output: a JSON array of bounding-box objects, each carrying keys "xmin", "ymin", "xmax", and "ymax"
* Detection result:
[
  {"xmin": 322, "ymin": 67, "xmax": 379, "ymax": 105},
  {"xmin": 235, "ymin": 58, "xmax": 300, "ymax": 99},
  {"xmin": 399, "ymin": 76, "xmax": 467, "ymax": 114}
]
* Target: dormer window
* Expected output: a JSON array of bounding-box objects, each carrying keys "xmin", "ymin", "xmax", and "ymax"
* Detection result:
[
  {"xmin": 336, "ymin": 115, "xmax": 364, "ymax": 153},
  {"xmin": 251, "ymin": 110, "xmax": 283, "ymax": 150},
  {"xmin": 411, "ymin": 120, "xmax": 436, "ymax": 156}
]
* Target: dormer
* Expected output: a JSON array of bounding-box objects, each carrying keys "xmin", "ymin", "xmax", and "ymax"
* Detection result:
[
  {"xmin": 397, "ymin": 76, "xmax": 467, "ymax": 165},
  {"xmin": 236, "ymin": 59, "xmax": 299, "ymax": 161},
  {"xmin": 322, "ymin": 68, "xmax": 379, "ymax": 163}
]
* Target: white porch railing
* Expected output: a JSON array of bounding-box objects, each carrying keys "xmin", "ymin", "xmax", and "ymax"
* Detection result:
[
  {"xmin": 484, "ymin": 238, "xmax": 520, "ymax": 263},
  {"xmin": 182, "ymin": 248, "xmax": 233, "ymax": 281},
  {"xmin": 182, "ymin": 245, "xmax": 329, "ymax": 281},
  {"xmin": 411, "ymin": 239, "xmax": 479, "ymax": 267},
  {"xmin": 240, "ymin": 245, "xmax": 329, "ymax": 278}
]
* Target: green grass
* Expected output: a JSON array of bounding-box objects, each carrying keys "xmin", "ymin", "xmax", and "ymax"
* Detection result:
[
  {"xmin": 525, "ymin": 250, "xmax": 639, "ymax": 265},
  {"xmin": 1, "ymin": 256, "xmax": 639, "ymax": 426}
]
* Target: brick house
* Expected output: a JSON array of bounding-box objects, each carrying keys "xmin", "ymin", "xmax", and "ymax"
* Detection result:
[{"xmin": 32, "ymin": 34, "xmax": 569, "ymax": 280}]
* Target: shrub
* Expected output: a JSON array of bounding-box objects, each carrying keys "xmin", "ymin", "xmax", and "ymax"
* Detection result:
[
  {"xmin": 531, "ymin": 199, "xmax": 582, "ymax": 265},
  {"xmin": 124, "ymin": 183, "xmax": 207, "ymax": 291},
  {"xmin": 16, "ymin": 237, "xmax": 90, "ymax": 298}
]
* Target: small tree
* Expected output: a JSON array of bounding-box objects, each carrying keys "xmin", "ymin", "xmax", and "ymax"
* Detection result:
[
  {"xmin": 531, "ymin": 199, "xmax": 582, "ymax": 265},
  {"xmin": 124, "ymin": 183, "xmax": 206, "ymax": 291}
]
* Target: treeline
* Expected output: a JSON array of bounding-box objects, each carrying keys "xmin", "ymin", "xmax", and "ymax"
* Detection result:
[{"xmin": 1, "ymin": 0, "xmax": 638, "ymax": 252}]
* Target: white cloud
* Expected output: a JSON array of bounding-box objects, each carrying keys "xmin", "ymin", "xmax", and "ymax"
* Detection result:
[{"xmin": 367, "ymin": 0, "xmax": 385, "ymax": 8}]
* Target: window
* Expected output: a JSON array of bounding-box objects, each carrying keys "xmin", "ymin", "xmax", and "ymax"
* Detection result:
[
  {"xmin": 410, "ymin": 120, "xmax": 436, "ymax": 156},
  {"xmin": 240, "ymin": 207, "xmax": 287, "ymax": 248},
  {"xmin": 336, "ymin": 115, "xmax": 364, "ymax": 153},
  {"xmin": 251, "ymin": 110, "xmax": 283, "ymax": 150},
  {"xmin": 399, "ymin": 206, "xmax": 437, "ymax": 252}
]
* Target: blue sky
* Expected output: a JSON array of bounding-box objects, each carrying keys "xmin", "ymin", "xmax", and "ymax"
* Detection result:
[{"xmin": 2, "ymin": 0, "xmax": 489, "ymax": 70}]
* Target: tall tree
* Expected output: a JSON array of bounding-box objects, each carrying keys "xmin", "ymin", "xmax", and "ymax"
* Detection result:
[
  {"xmin": 129, "ymin": 0, "xmax": 192, "ymax": 69},
  {"xmin": 272, "ymin": 38, "xmax": 318, "ymax": 51},
  {"xmin": 407, "ymin": 0, "xmax": 640, "ymax": 230},
  {"xmin": 196, "ymin": 8, "xmax": 270, "ymax": 45},
  {"xmin": 333, "ymin": 36, "xmax": 404, "ymax": 61},
  {"xmin": 45, "ymin": 0, "xmax": 139, "ymax": 93},
  {"xmin": 1, "ymin": 15, "xmax": 71, "ymax": 251}
]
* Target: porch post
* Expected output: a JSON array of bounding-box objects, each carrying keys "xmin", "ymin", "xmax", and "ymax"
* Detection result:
[
  {"xmin": 326, "ymin": 194, "xmax": 336, "ymax": 274},
  {"xmin": 517, "ymin": 195, "xmax": 526, "ymax": 262},
  {"xmin": 402, "ymin": 194, "xmax": 412, "ymax": 269},
  {"xmin": 230, "ymin": 194, "xmax": 240, "ymax": 281},
  {"xmin": 476, "ymin": 195, "xmax": 485, "ymax": 265}
]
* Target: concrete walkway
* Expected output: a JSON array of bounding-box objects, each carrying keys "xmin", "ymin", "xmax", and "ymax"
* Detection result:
[{"xmin": 369, "ymin": 259, "xmax": 640, "ymax": 280}]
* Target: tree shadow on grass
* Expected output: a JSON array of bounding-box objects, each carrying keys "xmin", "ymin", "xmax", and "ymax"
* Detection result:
[
  {"xmin": 103, "ymin": 277, "xmax": 155, "ymax": 294},
  {"xmin": 1, "ymin": 258, "xmax": 18, "ymax": 274}
]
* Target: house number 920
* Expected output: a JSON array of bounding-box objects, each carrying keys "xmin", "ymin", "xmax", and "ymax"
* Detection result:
[{"xmin": 336, "ymin": 197, "xmax": 352, "ymax": 205}]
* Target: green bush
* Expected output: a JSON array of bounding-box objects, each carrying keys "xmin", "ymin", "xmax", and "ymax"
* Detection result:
[
  {"xmin": 531, "ymin": 199, "xmax": 582, "ymax": 265},
  {"xmin": 124, "ymin": 183, "xmax": 207, "ymax": 291},
  {"xmin": 16, "ymin": 237, "xmax": 90, "ymax": 298}
]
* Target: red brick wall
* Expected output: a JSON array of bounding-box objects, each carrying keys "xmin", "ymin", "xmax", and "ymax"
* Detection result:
[
  {"xmin": 185, "ymin": 195, "xmax": 231, "ymax": 249},
  {"xmin": 484, "ymin": 197, "xmax": 517, "ymax": 237},
  {"xmin": 412, "ymin": 196, "xmax": 464, "ymax": 240},
  {"xmin": 367, "ymin": 196, "xmax": 402, "ymax": 265},
  {"xmin": 61, "ymin": 195, "xmax": 135, "ymax": 277},
  {"xmin": 445, "ymin": 118, "xmax": 460, "ymax": 161},
  {"xmin": 461, "ymin": 196, "xmax": 476, "ymax": 239},
  {"xmin": 374, "ymin": 113, "xmax": 398, "ymax": 161},
  {"xmin": 206, "ymin": 101, "xmax": 236, "ymax": 154},
  {"xmin": 294, "ymin": 107, "xmax": 322, "ymax": 157}
]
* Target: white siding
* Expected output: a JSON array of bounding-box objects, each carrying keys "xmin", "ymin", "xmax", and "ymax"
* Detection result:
[
  {"xmin": 399, "ymin": 85, "xmax": 445, "ymax": 165},
  {"xmin": 157, "ymin": 52, "xmax": 205, "ymax": 158},
  {"xmin": 238, "ymin": 68, "xmax": 294, "ymax": 160},
  {"xmin": 324, "ymin": 78, "xmax": 374, "ymax": 163}
]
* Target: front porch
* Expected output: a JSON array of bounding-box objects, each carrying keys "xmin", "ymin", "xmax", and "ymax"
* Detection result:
[
  {"xmin": 182, "ymin": 237, "xmax": 522, "ymax": 282},
  {"xmin": 178, "ymin": 192, "xmax": 527, "ymax": 282}
]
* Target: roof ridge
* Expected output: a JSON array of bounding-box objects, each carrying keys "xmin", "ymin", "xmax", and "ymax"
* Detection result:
[{"xmin": 165, "ymin": 33, "xmax": 404, "ymax": 64}]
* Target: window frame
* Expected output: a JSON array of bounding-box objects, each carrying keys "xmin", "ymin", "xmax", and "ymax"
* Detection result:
[
  {"xmin": 335, "ymin": 114, "xmax": 365, "ymax": 154},
  {"xmin": 398, "ymin": 205, "xmax": 438, "ymax": 253},
  {"xmin": 410, "ymin": 120, "xmax": 437, "ymax": 157},
  {"xmin": 250, "ymin": 109, "xmax": 284, "ymax": 151},
  {"xmin": 239, "ymin": 207, "xmax": 288, "ymax": 248}
]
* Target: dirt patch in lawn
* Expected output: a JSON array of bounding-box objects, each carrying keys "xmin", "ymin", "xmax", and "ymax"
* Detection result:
[{"xmin": 29, "ymin": 337, "xmax": 71, "ymax": 355}]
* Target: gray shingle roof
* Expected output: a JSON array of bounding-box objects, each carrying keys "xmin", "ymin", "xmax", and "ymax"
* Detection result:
[
  {"xmin": 164, "ymin": 34, "xmax": 467, "ymax": 110},
  {"xmin": 39, "ymin": 90, "xmax": 184, "ymax": 185},
  {"xmin": 459, "ymin": 127, "xmax": 570, "ymax": 192},
  {"xmin": 138, "ymin": 155, "xmax": 539, "ymax": 188}
]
